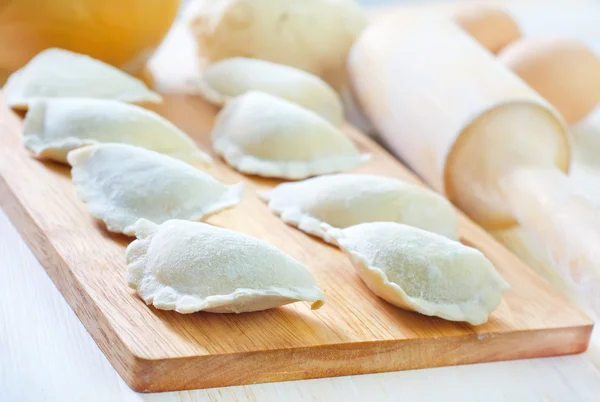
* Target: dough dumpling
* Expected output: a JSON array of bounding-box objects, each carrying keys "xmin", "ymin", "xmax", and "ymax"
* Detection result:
[
  {"xmin": 261, "ymin": 174, "xmax": 458, "ymax": 241},
  {"xmin": 24, "ymin": 98, "xmax": 211, "ymax": 165},
  {"xmin": 3, "ymin": 48, "xmax": 161, "ymax": 109},
  {"xmin": 212, "ymin": 91, "xmax": 369, "ymax": 179},
  {"xmin": 126, "ymin": 219, "xmax": 325, "ymax": 313},
  {"xmin": 68, "ymin": 144, "xmax": 241, "ymax": 235},
  {"xmin": 195, "ymin": 58, "xmax": 344, "ymax": 126},
  {"xmin": 326, "ymin": 222, "xmax": 510, "ymax": 325}
]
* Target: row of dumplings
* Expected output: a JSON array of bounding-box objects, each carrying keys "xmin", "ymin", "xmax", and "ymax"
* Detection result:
[
  {"xmin": 10, "ymin": 49, "xmax": 369, "ymax": 180},
  {"xmin": 4, "ymin": 48, "xmax": 326, "ymax": 313},
  {"xmin": 197, "ymin": 56, "xmax": 510, "ymax": 325},
  {"xmin": 4, "ymin": 48, "xmax": 509, "ymax": 325}
]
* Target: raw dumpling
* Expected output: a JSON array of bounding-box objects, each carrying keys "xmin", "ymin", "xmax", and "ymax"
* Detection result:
[
  {"xmin": 3, "ymin": 48, "xmax": 162, "ymax": 109},
  {"xmin": 326, "ymin": 222, "xmax": 510, "ymax": 325},
  {"xmin": 260, "ymin": 174, "xmax": 458, "ymax": 241},
  {"xmin": 194, "ymin": 58, "xmax": 344, "ymax": 126},
  {"xmin": 212, "ymin": 91, "xmax": 369, "ymax": 179},
  {"xmin": 23, "ymin": 98, "xmax": 211, "ymax": 165},
  {"xmin": 126, "ymin": 218, "xmax": 325, "ymax": 313},
  {"xmin": 67, "ymin": 143, "xmax": 241, "ymax": 235}
]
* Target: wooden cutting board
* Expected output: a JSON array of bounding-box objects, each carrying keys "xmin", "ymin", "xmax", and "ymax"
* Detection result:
[{"xmin": 0, "ymin": 93, "xmax": 592, "ymax": 392}]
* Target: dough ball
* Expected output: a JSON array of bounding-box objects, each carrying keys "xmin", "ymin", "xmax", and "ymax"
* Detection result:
[{"xmin": 189, "ymin": 0, "xmax": 367, "ymax": 90}]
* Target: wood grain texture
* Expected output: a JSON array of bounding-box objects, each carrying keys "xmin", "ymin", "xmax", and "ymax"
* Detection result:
[{"xmin": 0, "ymin": 92, "xmax": 593, "ymax": 392}]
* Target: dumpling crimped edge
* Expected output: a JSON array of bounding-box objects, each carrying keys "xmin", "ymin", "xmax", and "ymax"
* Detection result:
[
  {"xmin": 214, "ymin": 138, "xmax": 371, "ymax": 180},
  {"xmin": 258, "ymin": 174, "xmax": 459, "ymax": 243},
  {"xmin": 258, "ymin": 189, "xmax": 337, "ymax": 242}
]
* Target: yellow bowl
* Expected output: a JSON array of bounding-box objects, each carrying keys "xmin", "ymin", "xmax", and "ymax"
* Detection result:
[{"xmin": 0, "ymin": 0, "xmax": 181, "ymax": 85}]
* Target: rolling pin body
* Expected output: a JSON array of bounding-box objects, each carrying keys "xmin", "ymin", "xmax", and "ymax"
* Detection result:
[{"xmin": 348, "ymin": 18, "xmax": 570, "ymax": 228}]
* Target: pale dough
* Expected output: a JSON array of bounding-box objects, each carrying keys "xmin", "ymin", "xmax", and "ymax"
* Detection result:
[
  {"xmin": 67, "ymin": 144, "xmax": 241, "ymax": 236},
  {"xmin": 24, "ymin": 98, "xmax": 211, "ymax": 165},
  {"xmin": 189, "ymin": 0, "xmax": 367, "ymax": 90},
  {"xmin": 126, "ymin": 219, "xmax": 325, "ymax": 313},
  {"xmin": 194, "ymin": 57, "xmax": 344, "ymax": 126},
  {"xmin": 3, "ymin": 48, "xmax": 161, "ymax": 109},
  {"xmin": 326, "ymin": 222, "xmax": 510, "ymax": 325},
  {"xmin": 212, "ymin": 91, "xmax": 369, "ymax": 179},
  {"xmin": 260, "ymin": 174, "xmax": 458, "ymax": 242}
]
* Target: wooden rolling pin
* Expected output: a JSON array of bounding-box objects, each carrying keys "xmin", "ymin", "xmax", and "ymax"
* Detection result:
[
  {"xmin": 348, "ymin": 18, "xmax": 570, "ymax": 229},
  {"xmin": 349, "ymin": 19, "xmax": 600, "ymax": 358}
]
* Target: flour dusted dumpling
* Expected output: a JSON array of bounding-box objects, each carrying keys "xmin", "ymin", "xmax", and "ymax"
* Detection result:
[
  {"xmin": 212, "ymin": 91, "xmax": 369, "ymax": 179},
  {"xmin": 195, "ymin": 58, "xmax": 344, "ymax": 126},
  {"xmin": 126, "ymin": 219, "xmax": 325, "ymax": 313},
  {"xmin": 3, "ymin": 48, "xmax": 161, "ymax": 109},
  {"xmin": 327, "ymin": 222, "xmax": 510, "ymax": 325},
  {"xmin": 261, "ymin": 174, "xmax": 458, "ymax": 242},
  {"xmin": 67, "ymin": 144, "xmax": 241, "ymax": 235},
  {"xmin": 24, "ymin": 98, "xmax": 211, "ymax": 165}
]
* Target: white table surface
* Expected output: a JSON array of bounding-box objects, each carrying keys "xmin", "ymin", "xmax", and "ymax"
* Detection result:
[{"xmin": 3, "ymin": 1, "xmax": 600, "ymax": 401}]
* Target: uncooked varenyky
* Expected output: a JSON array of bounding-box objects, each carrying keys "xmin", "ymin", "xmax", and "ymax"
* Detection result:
[
  {"xmin": 126, "ymin": 219, "xmax": 325, "ymax": 313},
  {"xmin": 24, "ymin": 98, "xmax": 211, "ymax": 165},
  {"xmin": 194, "ymin": 57, "xmax": 344, "ymax": 125},
  {"xmin": 260, "ymin": 174, "xmax": 458, "ymax": 242},
  {"xmin": 3, "ymin": 48, "xmax": 161, "ymax": 109},
  {"xmin": 326, "ymin": 222, "xmax": 510, "ymax": 325},
  {"xmin": 67, "ymin": 143, "xmax": 241, "ymax": 236},
  {"xmin": 211, "ymin": 91, "xmax": 369, "ymax": 179}
]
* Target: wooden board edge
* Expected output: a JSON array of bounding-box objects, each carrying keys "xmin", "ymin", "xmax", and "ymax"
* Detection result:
[
  {"xmin": 0, "ymin": 172, "xmax": 143, "ymax": 389},
  {"xmin": 125, "ymin": 324, "xmax": 593, "ymax": 393}
]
